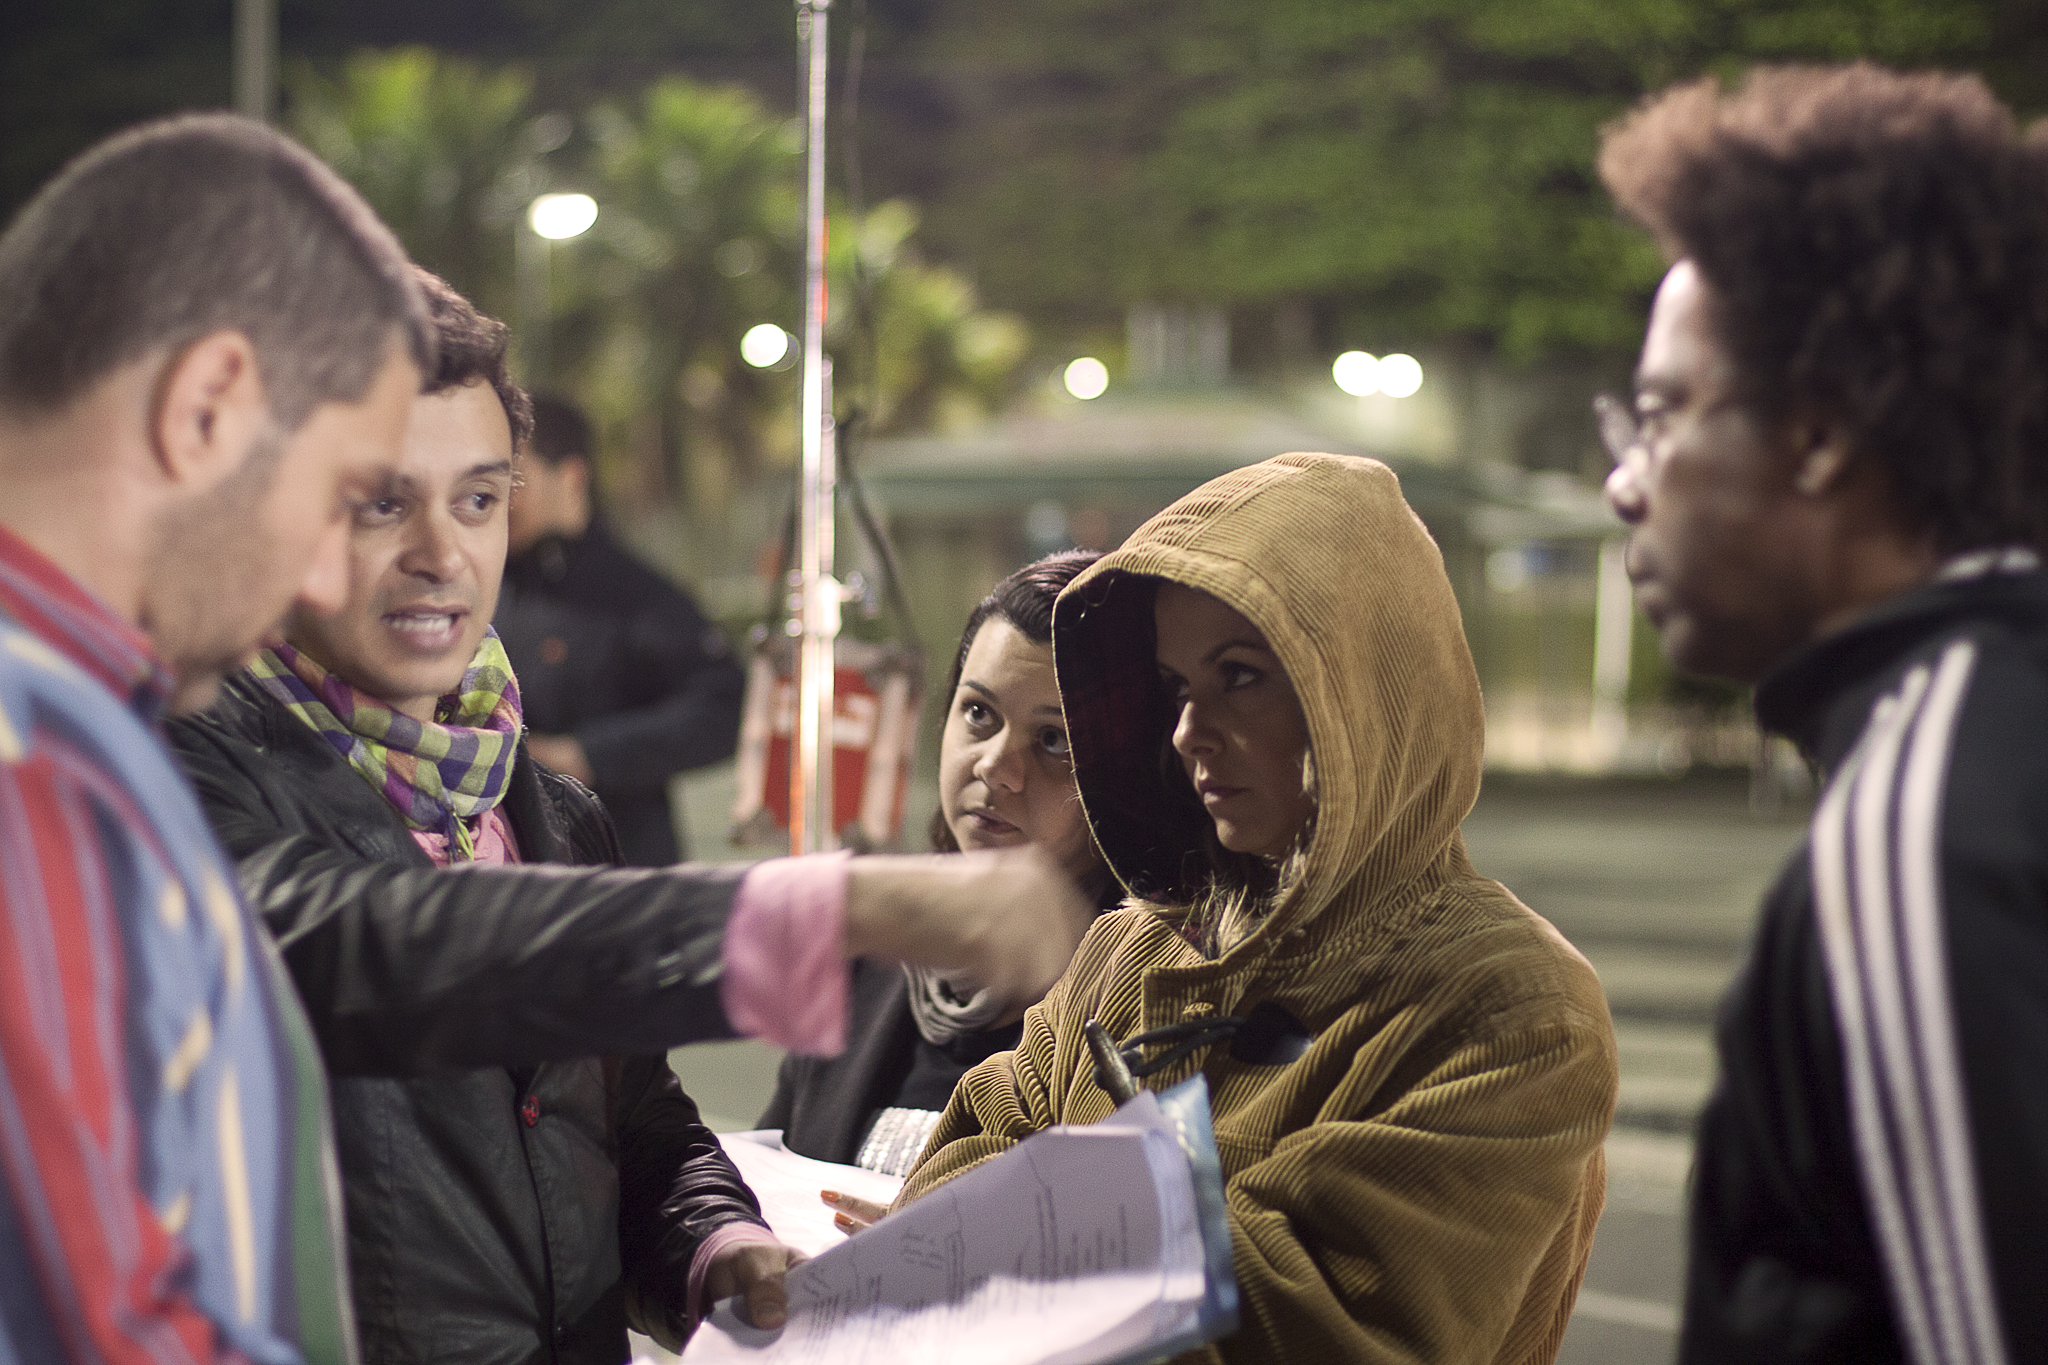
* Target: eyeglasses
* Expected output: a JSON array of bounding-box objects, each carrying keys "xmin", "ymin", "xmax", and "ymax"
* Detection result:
[
  {"xmin": 1595, "ymin": 389, "xmax": 1746, "ymax": 473},
  {"xmin": 1592, "ymin": 393, "xmax": 1644, "ymax": 469}
]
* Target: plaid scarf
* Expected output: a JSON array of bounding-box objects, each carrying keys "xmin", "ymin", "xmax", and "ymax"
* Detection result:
[{"xmin": 248, "ymin": 629, "xmax": 522, "ymax": 861}]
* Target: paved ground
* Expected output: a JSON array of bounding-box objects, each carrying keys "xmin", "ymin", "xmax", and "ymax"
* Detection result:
[
  {"xmin": 1465, "ymin": 773, "xmax": 1809, "ymax": 1364},
  {"xmin": 659, "ymin": 766, "xmax": 1813, "ymax": 1363}
]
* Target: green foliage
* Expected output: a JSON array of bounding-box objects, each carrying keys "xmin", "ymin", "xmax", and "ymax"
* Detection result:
[
  {"xmin": 913, "ymin": 0, "xmax": 2027, "ymax": 362},
  {"xmin": 288, "ymin": 48, "xmax": 547, "ymax": 324},
  {"xmin": 833, "ymin": 200, "xmax": 1030, "ymax": 437},
  {"xmin": 285, "ymin": 50, "xmax": 1027, "ymax": 512},
  {"xmin": 564, "ymin": 76, "xmax": 806, "ymax": 503}
]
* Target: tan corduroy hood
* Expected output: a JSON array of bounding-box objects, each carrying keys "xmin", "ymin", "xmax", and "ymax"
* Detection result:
[
  {"xmin": 904, "ymin": 454, "xmax": 1617, "ymax": 1365},
  {"xmin": 1052, "ymin": 451, "xmax": 1484, "ymax": 942}
]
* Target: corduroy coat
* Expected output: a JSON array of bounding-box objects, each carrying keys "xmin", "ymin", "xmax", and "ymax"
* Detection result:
[{"xmin": 900, "ymin": 453, "xmax": 1619, "ymax": 1364}]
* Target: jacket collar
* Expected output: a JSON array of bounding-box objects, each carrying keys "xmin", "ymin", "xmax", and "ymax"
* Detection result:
[
  {"xmin": 214, "ymin": 670, "xmax": 575, "ymax": 865},
  {"xmin": 1754, "ymin": 553, "xmax": 2048, "ymax": 769},
  {"xmin": 0, "ymin": 521, "xmax": 173, "ymax": 719}
]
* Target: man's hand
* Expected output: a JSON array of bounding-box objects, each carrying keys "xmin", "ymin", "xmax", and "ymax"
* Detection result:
[
  {"xmin": 843, "ymin": 848, "xmax": 1093, "ymax": 1023},
  {"xmin": 703, "ymin": 1239, "xmax": 807, "ymax": 1329},
  {"xmin": 525, "ymin": 733, "xmax": 596, "ymax": 786},
  {"xmin": 822, "ymin": 1189, "xmax": 889, "ymax": 1236}
]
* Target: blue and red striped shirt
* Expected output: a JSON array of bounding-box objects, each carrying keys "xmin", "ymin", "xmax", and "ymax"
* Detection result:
[{"xmin": 0, "ymin": 524, "xmax": 353, "ymax": 1365}]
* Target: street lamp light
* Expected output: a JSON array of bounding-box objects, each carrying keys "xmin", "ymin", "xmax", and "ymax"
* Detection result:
[
  {"xmin": 1332, "ymin": 350, "xmax": 1424, "ymax": 399},
  {"xmin": 1378, "ymin": 353, "xmax": 1424, "ymax": 398},
  {"xmin": 1063, "ymin": 357, "xmax": 1109, "ymax": 400},
  {"xmin": 741, "ymin": 323, "xmax": 793, "ymax": 369},
  {"xmin": 528, "ymin": 192, "xmax": 598, "ymax": 241},
  {"xmin": 517, "ymin": 193, "xmax": 598, "ymax": 386}
]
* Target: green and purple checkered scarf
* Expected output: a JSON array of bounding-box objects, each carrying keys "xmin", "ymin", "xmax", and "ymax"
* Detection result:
[{"xmin": 248, "ymin": 630, "xmax": 522, "ymax": 861}]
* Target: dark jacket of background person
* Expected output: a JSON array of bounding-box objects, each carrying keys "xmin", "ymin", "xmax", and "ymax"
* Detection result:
[
  {"xmin": 1683, "ymin": 562, "xmax": 2048, "ymax": 1365},
  {"xmin": 497, "ymin": 517, "xmax": 744, "ymax": 865},
  {"xmin": 904, "ymin": 454, "xmax": 1618, "ymax": 1364},
  {"xmin": 762, "ymin": 854, "xmax": 1125, "ymax": 1167},
  {"xmin": 170, "ymin": 675, "xmax": 768, "ymax": 1364},
  {"xmin": 759, "ymin": 959, "xmax": 1022, "ymax": 1165}
]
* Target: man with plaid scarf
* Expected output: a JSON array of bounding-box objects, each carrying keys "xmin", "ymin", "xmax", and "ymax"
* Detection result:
[{"xmin": 170, "ymin": 271, "xmax": 1095, "ymax": 1360}]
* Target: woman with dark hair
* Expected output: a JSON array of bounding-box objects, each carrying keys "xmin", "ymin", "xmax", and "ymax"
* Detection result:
[{"xmin": 759, "ymin": 549, "xmax": 1116, "ymax": 1176}]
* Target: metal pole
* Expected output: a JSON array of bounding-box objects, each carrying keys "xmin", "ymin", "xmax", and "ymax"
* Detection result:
[
  {"xmin": 792, "ymin": 0, "xmax": 837, "ymax": 855},
  {"xmin": 1591, "ymin": 536, "xmax": 1634, "ymax": 766},
  {"xmin": 232, "ymin": 0, "xmax": 277, "ymax": 124}
]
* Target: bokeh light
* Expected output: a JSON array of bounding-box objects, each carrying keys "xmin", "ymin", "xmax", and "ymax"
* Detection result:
[
  {"xmin": 1064, "ymin": 356, "xmax": 1109, "ymax": 400},
  {"xmin": 1332, "ymin": 351, "xmax": 1380, "ymax": 397},
  {"xmin": 740, "ymin": 323, "xmax": 792, "ymax": 368},
  {"xmin": 527, "ymin": 192, "xmax": 598, "ymax": 240},
  {"xmin": 1378, "ymin": 353, "xmax": 1424, "ymax": 398}
]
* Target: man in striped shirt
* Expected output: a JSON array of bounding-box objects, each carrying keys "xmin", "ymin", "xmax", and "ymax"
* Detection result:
[
  {"xmin": 0, "ymin": 114, "xmax": 1094, "ymax": 1365},
  {"xmin": 1598, "ymin": 67, "xmax": 2048, "ymax": 1364},
  {"xmin": 0, "ymin": 115, "xmax": 433, "ymax": 1364}
]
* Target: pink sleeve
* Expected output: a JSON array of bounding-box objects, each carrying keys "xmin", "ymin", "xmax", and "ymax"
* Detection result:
[
  {"xmin": 685, "ymin": 1221, "xmax": 785, "ymax": 1322},
  {"xmin": 720, "ymin": 850, "xmax": 852, "ymax": 1056}
]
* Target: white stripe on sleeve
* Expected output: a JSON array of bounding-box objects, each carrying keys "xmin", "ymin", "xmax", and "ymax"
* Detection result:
[{"xmin": 1810, "ymin": 638, "xmax": 2008, "ymax": 1365}]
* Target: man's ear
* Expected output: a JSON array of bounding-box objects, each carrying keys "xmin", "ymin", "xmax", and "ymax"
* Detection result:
[
  {"xmin": 151, "ymin": 330, "xmax": 269, "ymax": 494},
  {"xmin": 1790, "ymin": 415, "xmax": 1855, "ymax": 497}
]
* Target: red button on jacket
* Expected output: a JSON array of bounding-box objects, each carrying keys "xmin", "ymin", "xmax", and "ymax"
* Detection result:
[{"xmin": 520, "ymin": 1095, "xmax": 540, "ymax": 1127}]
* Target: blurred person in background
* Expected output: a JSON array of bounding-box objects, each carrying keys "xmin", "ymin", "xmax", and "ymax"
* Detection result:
[
  {"xmin": 496, "ymin": 394, "xmax": 743, "ymax": 864},
  {"xmin": 760, "ymin": 550, "xmax": 1119, "ymax": 1185},
  {"xmin": 0, "ymin": 113, "xmax": 431, "ymax": 1365},
  {"xmin": 1599, "ymin": 65, "xmax": 2048, "ymax": 1364},
  {"xmin": 899, "ymin": 454, "xmax": 1618, "ymax": 1363},
  {"xmin": 171, "ymin": 271, "xmax": 799, "ymax": 1361}
]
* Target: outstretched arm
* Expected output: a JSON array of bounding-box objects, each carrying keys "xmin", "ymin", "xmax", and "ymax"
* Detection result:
[{"xmin": 242, "ymin": 838, "xmax": 745, "ymax": 1073}]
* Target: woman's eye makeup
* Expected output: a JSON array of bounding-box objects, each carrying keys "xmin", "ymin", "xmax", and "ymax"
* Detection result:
[
  {"xmin": 1038, "ymin": 726, "xmax": 1071, "ymax": 758},
  {"xmin": 1221, "ymin": 660, "xmax": 1264, "ymax": 690}
]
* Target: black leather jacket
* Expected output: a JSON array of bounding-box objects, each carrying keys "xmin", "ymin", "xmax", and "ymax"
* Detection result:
[{"xmin": 170, "ymin": 675, "xmax": 768, "ymax": 1365}]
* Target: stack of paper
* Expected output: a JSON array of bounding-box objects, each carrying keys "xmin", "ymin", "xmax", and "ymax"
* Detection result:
[
  {"xmin": 714, "ymin": 1130, "xmax": 906, "ymax": 1259},
  {"xmin": 688, "ymin": 1080, "xmax": 1236, "ymax": 1365}
]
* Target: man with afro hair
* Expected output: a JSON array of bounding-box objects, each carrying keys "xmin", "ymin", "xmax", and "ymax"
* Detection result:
[{"xmin": 1599, "ymin": 64, "xmax": 2048, "ymax": 1365}]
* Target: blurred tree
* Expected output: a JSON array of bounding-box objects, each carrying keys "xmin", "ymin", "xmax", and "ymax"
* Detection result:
[
  {"xmin": 274, "ymin": 52, "xmax": 1026, "ymax": 525},
  {"xmin": 832, "ymin": 199, "xmax": 1030, "ymax": 438},
  {"xmin": 911, "ymin": 0, "xmax": 2045, "ymax": 363},
  {"xmin": 567, "ymin": 78, "xmax": 1028, "ymax": 516},
  {"xmin": 14, "ymin": 1, "xmax": 2043, "ymax": 372},
  {"xmin": 566, "ymin": 77, "xmax": 805, "ymax": 511},
  {"xmin": 287, "ymin": 47, "xmax": 548, "ymax": 326}
]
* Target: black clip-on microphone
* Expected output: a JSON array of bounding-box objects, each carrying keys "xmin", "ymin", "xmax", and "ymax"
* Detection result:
[
  {"xmin": 1085, "ymin": 1019, "xmax": 1142, "ymax": 1106},
  {"xmin": 1086, "ymin": 1002, "xmax": 1315, "ymax": 1104}
]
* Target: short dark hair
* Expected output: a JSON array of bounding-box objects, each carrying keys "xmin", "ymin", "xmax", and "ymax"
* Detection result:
[
  {"xmin": 0, "ymin": 112, "xmax": 432, "ymax": 431},
  {"xmin": 413, "ymin": 268, "xmax": 532, "ymax": 449},
  {"xmin": 1599, "ymin": 64, "xmax": 2048, "ymax": 553},
  {"xmin": 526, "ymin": 393, "xmax": 594, "ymax": 467},
  {"xmin": 929, "ymin": 549, "xmax": 1104, "ymax": 852}
]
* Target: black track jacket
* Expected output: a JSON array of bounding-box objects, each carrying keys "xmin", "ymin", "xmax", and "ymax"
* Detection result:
[{"xmin": 1683, "ymin": 554, "xmax": 2048, "ymax": 1365}]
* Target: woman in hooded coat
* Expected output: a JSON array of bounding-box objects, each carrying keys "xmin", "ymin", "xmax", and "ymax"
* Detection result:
[{"xmin": 899, "ymin": 452, "xmax": 1619, "ymax": 1364}]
